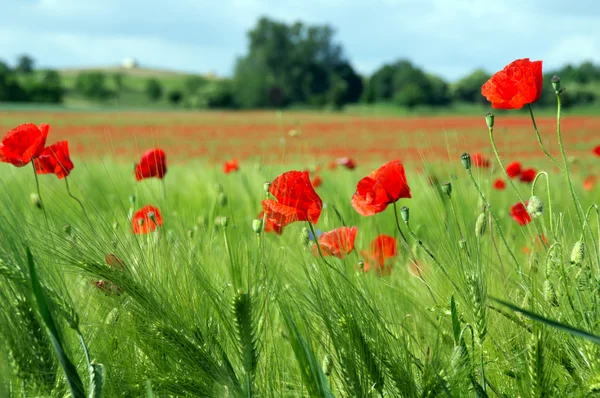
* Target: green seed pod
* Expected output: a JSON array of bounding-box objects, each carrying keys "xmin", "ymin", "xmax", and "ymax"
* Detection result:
[
  {"xmin": 112, "ymin": 221, "xmax": 119, "ymax": 231},
  {"xmin": 551, "ymin": 75, "xmax": 561, "ymax": 93},
  {"xmin": 220, "ymin": 216, "xmax": 229, "ymax": 228},
  {"xmin": 458, "ymin": 239, "xmax": 467, "ymax": 250},
  {"xmin": 485, "ymin": 112, "xmax": 494, "ymax": 129},
  {"xmin": 252, "ymin": 219, "xmax": 263, "ymax": 234},
  {"xmin": 322, "ymin": 353, "xmax": 333, "ymax": 376},
  {"xmin": 187, "ymin": 229, "xmax": 194, "ymax": 239},
  {"xmin": 441, "ymin": 181, "xmax": 452, "ymax": 198},
  {"xmin": 527, "ymin": 196, "xmax": 543, "ymax": 219},
  {"xmin": 128, "ymin": 195, "xmax": 136, "ymax": 205},
  {"xmin": 475, "ymin": 212, "xmax": 487, "ymax": 238},
  {"xmin": 218, "ymin": 192, "xmax": 228, "ymax": 207},
  {"xmin": 30, "ymin": 193, "xmax": 42, "ymax": 209},
  {"xmin": 570, "ymin": 240, "xmax": 585, "ymax": 265},
  {"xmin": 63, "ymin": 224, "xmax": 72, "ymax": 235},
  {"xmin": 300, "ymin": 227, "xmax": 310, "ymax": 247},
  {"xmin": 357, "ymin": 259, "xmax": 365, "ymax": 271},
  {"xmin": 263, "ymin": 182, "xmax": 271, "ymax": 194},
  {"xmin": 461, "ymin": 153, "xmax": 471, "ymax": 170},
  {"xmin": 400, "ymin": 206, "xmax": 410, "ymax": 223}
]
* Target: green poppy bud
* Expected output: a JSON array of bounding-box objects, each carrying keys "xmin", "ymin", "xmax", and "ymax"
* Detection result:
[
  {"xmin": 112, "ymin": 221, "xmax": 119, "ymax": 231},
  {"xmin": 218, "ymin": 192, "xmax": 228, "ymax": 207},
  {"xmin": 441, "ymin": 181, "xmax": 452, "ymax": 198},
  {"xmin": 527, "ymin": 196, "xmax": 543, "ymax": 219},
  {"xmin": 400, "ymin": 206, "xmax": 410, "ymax": 223},
  {"xmin": 252, "ymin": 219, "xmax": 263, "ymax": 234},
  {"xmin": 187, "ymin": 229, "xmax": 194, "ymax": 239},
  {"xmin": 63, "ymin": 224, "xmax": 72, "ymax": 235},
  {"xmin": 475, "ymin": 212, "xmax": 487, "ymax": 238},
  {"xmin": 461, "ymin": 153, "xmax": 472, "ymax": 170},
  {"xmin": 551, "ymin": 75, "xmax": 561, "ymax": 94},
  {"xmin": 30, "ymin": 193, "xmax": 42, "ymax": 209},
  {"xmin": 570, "ymin": 240, "xmax": 585, "ymax": 265},
  {"xmin": 220, "ymin": 216, "xmax": 229, "ymax": 228},
  {"xmin": 485, "ymin": 112, "xmax": 494, "ymax": 129},
  {"xmin": 128, "ymin": 195, "xmax": 136, "ymax": 205},
  {"xmin": 263, "ymin": 182, "xmax": 271, "ymax": 194},
  {"xmin": 458, "ymin": 239, "xmax": 467, "ymax": 250}
]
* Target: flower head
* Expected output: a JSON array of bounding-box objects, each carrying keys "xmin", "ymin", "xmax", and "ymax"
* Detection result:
[
  {"xmin": 506, "ymin": 161, "xmax": 522, "ymax": 179},
  {"xmin": 131, "ymin": 205, "xmax": 163, "ymax": 234},
  {"xmin": 135, "ymin": 149, "xmax": 167, "ymax": 181},
  {"xmin": 336, "ymin": 157, "xmax": 356, "ymax": 170},
  {"xmin": 313, "ymin": 226, "xmax": 358, "ymax": 259},
  {"xmin": 223, "ymin": 159, "xmax": 239, "ymax": 174},
  {"xmin": 361, "ymin": 234, "xmax": 397, "ymax": 274},
  {"xmin": 352, "ymin": 160, "xmax": 411, "ymax": 216},
  {"xmin": 482, "ymin": 58, "xmax": 543, "ymax": 109},
  {"xmin": 510, "ymin": 202, "xmax": 532, "ymax": 226},
  {"xmin": 593, "ymin": 145, "xmax": 600, "ymax": 157},
  {"xmin": 257, "ymin": 211, "xmax": 284, "ymax": 235},
  {"xmin": 34, "ymin": 141, "xmax": 74, "ymax": 179},
  {"xmin": 471, "ymin": 153, "xmax": 490, "ymax": 168},
  {"xmin": 493, "ymin": 178, "xmax": 506, "ymax": 190},
  {"xmin": 519, "ymin": 168, "xmax": 537, "ymax": 183},
  {"xmin": 0, "ymin": 123, "xmax": 49, "ymax": 167}
]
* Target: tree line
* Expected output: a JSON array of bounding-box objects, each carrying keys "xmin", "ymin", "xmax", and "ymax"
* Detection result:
[{"xmin": 2, "ymin": 17, "xmax": 600, "ymax": 110}]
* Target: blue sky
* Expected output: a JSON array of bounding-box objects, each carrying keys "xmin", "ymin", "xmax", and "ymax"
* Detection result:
[{"xmin": 1, "ymin": 0, "xmax": 599, "ymax": 81}]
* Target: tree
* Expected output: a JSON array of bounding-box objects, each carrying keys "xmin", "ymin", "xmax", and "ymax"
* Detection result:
[
  {"xmin": 113, "ymin": 73, "xmax": 125, "ymax": 95},
  {"xmin": 75, "ymin": 72, "xmax": 111, "ymax": 100},
  {"xmin": 452, "ymin": 69, "xmax": 490, "ymax": 104},
  {"xmin": 168, "ymin": 90, "xmax": 183, "ymax": 105},
  {"xmin": 145, "ymin": 79, "xmax": 163, "ymax": 102},
  {"xmin": 28, "ymin": 70, "xmax": 64, "ymax": 103},
  {"xmin": 16, "ymin": 55, "xmax": 34, "ymax": 74}
]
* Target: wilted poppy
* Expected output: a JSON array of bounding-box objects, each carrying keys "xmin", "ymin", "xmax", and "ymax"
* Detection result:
[
  {"xmin": 135, "ymin": 149, "xmax": 167, "ymax": 181},
  {"xmin": 361, "ymin": 234, "xmax": 397, "ymax": 274},
  {"xmin": 223, "ymin": 159, "xmax": 239, "ymax": 174},
  {"xmin": 337, "ymin": 157, "xmax": 356, "ymax": 170},
  {"xmin": 520, "ymin": 168, "xmax": 537, "ymax": 183},
  {"xmin": 0, "ymin": 123, "xmax": 49, "ymax": 167},
  {"xmin": 34, "ymin": 141, "xmax": 74, "ymax": 179},
  {"xmin": 594, "ymin": 145, "xmax": 600, "ymax": 157},
  {"xmin": 583, "ymin": 175, "xmax": 597, "ymax": 191},
  {"xmin": 258, "ymin": 211, "xmax": 284, "ymax": 235},
  {"xmin": 352, "ymin": 160, "xmax": 411, "ymax": 216},
  {"xmin": 493, "ymin": 178, "xmax": 506, "ymax": 190},
  {"xmin": 506, "ymin": 161, "xmax": 522, "ymax": 178},
  {"xmin": 262, "ymin": 170, "xmax": 322, "ymax": 227},
  {"xmin": 481, "ymin": 58, "xmax": 543, "ymax": 109},
  {"xmin": 471, "ymin": 153, "xmax": 490, "ymax": 168},
  {"xmin": 314, "ymin": 226, "xmax": 358, "ymax": 258},
  {"xmin": 131, "ymin": 205, "xmax": 163, "ymax": 234},
  {"xmin": 510, "ymin": 202, "xmax": 531, "ymax": 226},
  {"xmin": 311, "ymin": 175, "xmax": 323, "ymax": 188}
]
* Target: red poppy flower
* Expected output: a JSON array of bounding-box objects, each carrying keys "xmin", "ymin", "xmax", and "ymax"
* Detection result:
[
  {"xmin": 314, "ymin": 226, "xmax": 358, "ymax": 258},
  {"xmin": 34, "ymin": 141, "xmax": 74, "ymax": 179},
  {"xmin": 337, "ymin": 157, "xmax": 356, "ymax": 170},
  {"xmin": 135, "ymin": 149, "xmax": 167, "ymax": 181},
  {"xmin": 481, "ymin": 58, "xmax": 543, "ymax": 109},
  {"xmin": 0, "ymin": 123, "xmax": 49, "ymax": 167},
  {"xmin": 131, "ymin": 205, "xmax": 163, "ymax": 234},
  {"xmin": 520, "ymin": 168, "xmax": 537, "ymax": 183},
  {"xmin": 594, "ymin": 145, "xmax": 600, "ymax": 157},
  {"xmin": 510, "ymin": 202, "xmax": 531, "ymax": 226},
  {"xmin": 311, "ymin": 175, "xmax": 323, "ymax": 188},
  {"xmin": 493, "ymin": 178, "xmax": 506, "ymax": 190},
  {"xmin": 506, "ymin": 161, "xmax": 522, "ymax": 178},
  {"xmin": 258, "ymin": 211, "xmax": 284, "ymax": 235},
  {"xmin": 361, "ymin": 234, "xmax": 397, "ymax": 274},
  {"xmin": 262, "ymin": 171, "xmax": 322, "ymax": 227},
  {"xmin": 471, "ymin": 153, "xmax": 490, "ymax": 168},
  {"xmin": 583, "ymin": 175, "xmax": 597, "ymax": 191},
  {"xmin": 328, "ymin": 161, "xmax": 338, "ymax": 170},
  {"xmin": 352, "ymin": 160, "xmax": 411, "ymax": 216},
  {"xmin": 223, "ymin": 159, "xmax": 239, "ymax": 174}
]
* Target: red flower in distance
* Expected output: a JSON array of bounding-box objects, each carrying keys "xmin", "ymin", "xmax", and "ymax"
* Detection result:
[
  {"xmin": 593, "ymin": 145, "xmax": 600, "ymax": 157},
  {"xmin": 520, "ymin": 168, "xmax": 537, "ymax": 183},
  {"xmin": 361, "ymin": 234, "xmax": 397, "ymax": 274},
  {"xmin": 135, "ymin": 149, "xmax": 167, "ymax": 181},
  {"xmin": 493, "ymin": 178, "xmax": 506, "ymax": 190},
  {"xmin": 311, "ymin": 175, "xmax": 323, "ymax": 188},
  {"xmin": 258, "ymin": 211, "xmax": 284, "ymax": 235},
  {"xmin": 337, "ymin": 157, "xmax": 356, "ymax": 170},
  {"xmin": 131, "ymin": 205, "xmax": 163, "ymax": 234},
  {"xmin": 481, "ymin": 58, "xmax": 543, "ymax": 109},
  {"xmin": 510, "ymin": 202, "xmax": 531, "ymax": 226},
  {"xmin": 0, "ymin": 123, "xmax": 49, "ymax": 167},
  {"xmin": 352, "ymin": 160, "xmax": 411, "ymax": 216},
  {"xmin": 506, "ymin": 161, "xmax": 522, "ymax": 178},
  {"xmin": 223, "ymin": 159, "xmax": 239, "ymax": 174},
  {"xmin": 314, "ymin": 226, "xmax": 358, "ymax": 259},
  {"xmin": 34, "ymin": 141, "xmax": 74, "ymax": 179},
  {"xmin": 262, "ymin": 171, "xmax": 322, "ymax": 227},
  {"xmin": 583, "ymin": 175, "xmax": 597, "ymax": 191},
  {"xmin": 471, "ymin": 153, "xmax": 490, "ymax": 168}
]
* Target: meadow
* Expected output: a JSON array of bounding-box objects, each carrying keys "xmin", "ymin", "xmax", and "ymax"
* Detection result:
[{"xmin": 1, "ymin": 67, "xmax": 600, "ymax": 397}]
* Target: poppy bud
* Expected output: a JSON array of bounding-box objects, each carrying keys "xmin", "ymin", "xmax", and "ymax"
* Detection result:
[
  {"xmin": 197, "ymin": 215, "xmax": 207, "ymax": 228},
  {"xmin": 527, "ymin": 196, "xmax": 543, "ymax": 219},
  {"xmin": 220, "ymin": 216, "xmax": 229, "ymax": 228},
  {"xmin": 252, "ymin": 219, "xmax": 263, "ymax": 234},
  {"xmin": 570, "ymin": 240, "xmax": 585, "ymax": 265},
  {"xmin": 263, "ymin": 182, "xmax": 271, "ymax": 194},
  {"xmin": 128, "ymin": 195, "xmax": 136, "ymax": 205},
  {"xmin": 458, "ymin": 239, "xmax": 467, "ymax": 250},
  {"xmin": 322, "ymin": 353, "xmax": 333, "ymax": 376},
  {"xmin": 30, "ymin": 193, "xmax": 42, "ymax": 209},
  {"xmin": 485, "ymin": 112, "xmax": 495, "ymax": 129},
  {"xmin": 551, "ymin": 75, "xmax": 561, "ymax": 94},
  {"xmin": 215, "ymin": 183, "xmax": 224, "ymax": 193},
  {"xmin": 300, "ymin": 227, "xmax": 310, "ymax": 247},
  {"xmin": 441, "ymin": 181, "xmax": 452, "ymax": 198},
  {"xmin": 400, "ymin": 206, "xmax": 410, "ymax": 223},
  {"xmin": 187, "ymin": 229, "xmax": 194, "ymax": 239},
  {"xmin": 461, "ymin": 153, "xmax": 472, "ymax": 170},
  {"xmin": 147, "ymin": 211, "xmax": 157, "ymax": 225},
  {"xmin": 218, "ymin": 192, "xmax": 228, "ymax": 207},
  {"xmin": 63, "ymin": 224, "xmax": 72, "ymax": 235},
  {"xmin": 475, "ymin": 212, "xmax": 487, "ymax": 238},
  {"xmin": 357, "ymin": 259, "xmax": 364, "ymax": 271}
]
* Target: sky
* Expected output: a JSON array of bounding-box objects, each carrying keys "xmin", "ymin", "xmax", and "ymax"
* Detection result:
[{"xmin": 1, "ymin": 0, "xmax": 599, "ymax": 81}]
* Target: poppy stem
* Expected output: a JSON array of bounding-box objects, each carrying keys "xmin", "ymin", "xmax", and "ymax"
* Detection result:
[
  {"xmin": 31, "ymin": 161, "xmax": 49, "ymax": 225},
  {"xmin": 308, "ymin": 222, "xmax": 324, "ymax": 259},
  {"xmin": 527, "ymin": 104, "xmax": 561, "ymax": 171},
  {"xmin": 65, "ymin": 177, "xmax": 94, "ymax": 232},
  {"xmin": 392, "ymin": 202, "xmax": 409, "ymax": 245}
]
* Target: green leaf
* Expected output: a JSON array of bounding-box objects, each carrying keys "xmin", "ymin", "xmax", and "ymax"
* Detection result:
[
  {"xmin": 27, "ymin": 247, "xmax": 85, "ymax": 398},
  {"xmin": 450, "ymin": 295, "xmax": 461, "ymax": 345},
  {"xmin": 491, "ymin": 297, "xmax": 600, "ymax": 345}
]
